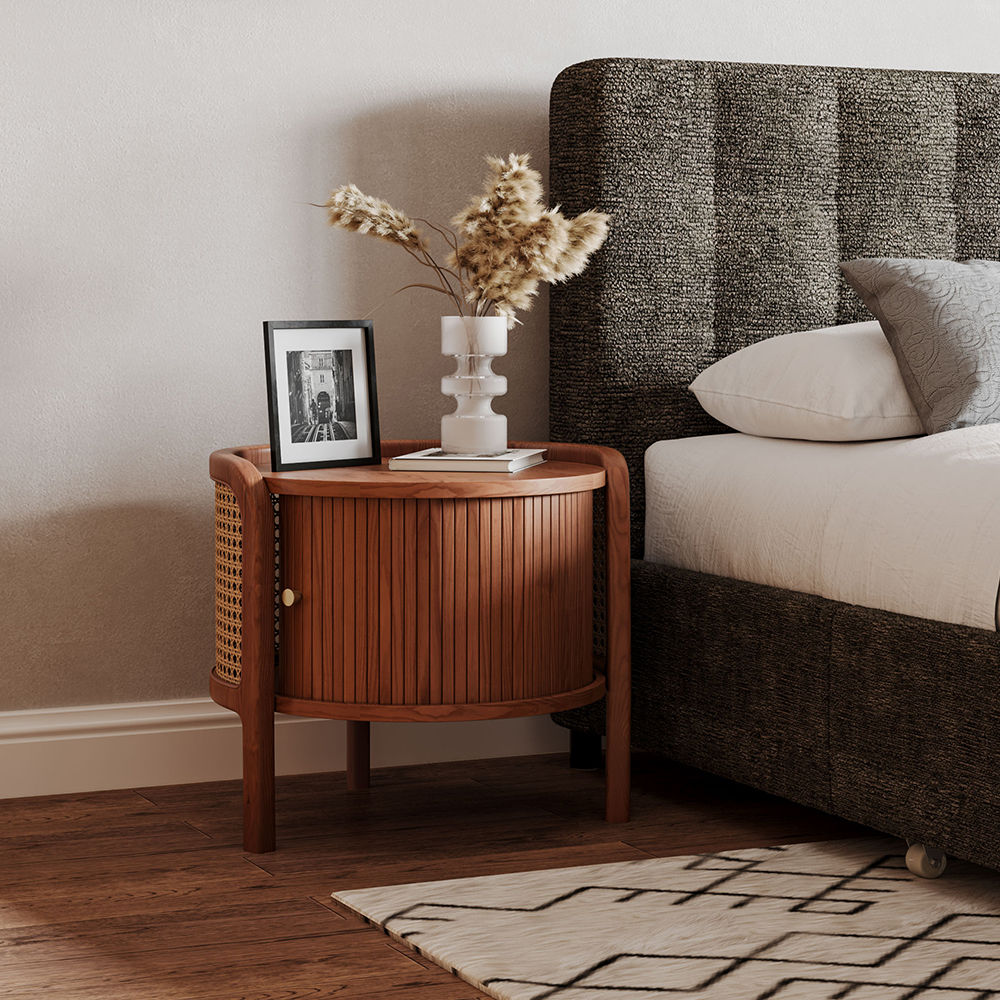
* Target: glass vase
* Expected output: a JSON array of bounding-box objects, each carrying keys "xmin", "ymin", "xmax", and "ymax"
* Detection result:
[{"xmin": 440, "ymin": 316, "xmax": 508, "ymax": 455}]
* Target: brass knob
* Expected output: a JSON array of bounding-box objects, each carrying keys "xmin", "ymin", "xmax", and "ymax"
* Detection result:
[{"xmin": 281, "ymin": 588, "xmax": 301, "ymax": 607}]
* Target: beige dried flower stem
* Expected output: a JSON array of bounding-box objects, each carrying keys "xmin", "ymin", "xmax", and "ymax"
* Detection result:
[
  {"xmin": 320, "ymin": 158, "xmax": 609, "ymax": 330},
  {"xmin": 395, "ymin": 239, "xmax": 465, "ymax": 315},
  {"xmin": 322, "ymin": 185, "xmax": 466, "ymax": 315},
  {"xmin": 414, "ymin": 217, "xmax": 459, "ymax": 252},
  {"xmin": 359, "ymin": 281, "xmax": 458, "ymax": 321},
  {"xmin": 413, "ymin": 217, "xmax": 470, "ymax": 302}
]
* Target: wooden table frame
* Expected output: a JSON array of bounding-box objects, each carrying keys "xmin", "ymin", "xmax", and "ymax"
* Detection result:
[{"xmin": 210, "ymin": 440, "xmax": 630, "ymax": 853}]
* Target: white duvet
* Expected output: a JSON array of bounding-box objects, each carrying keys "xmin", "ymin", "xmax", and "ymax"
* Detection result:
[{"xmin": 644, "ymin": 427, "xmax": 1000, "ymax": 631}]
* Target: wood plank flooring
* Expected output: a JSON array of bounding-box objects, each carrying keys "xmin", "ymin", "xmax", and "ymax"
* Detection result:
[{"xmin": 0, "ymin": 752, "xmax": 868, "ymax": 998}]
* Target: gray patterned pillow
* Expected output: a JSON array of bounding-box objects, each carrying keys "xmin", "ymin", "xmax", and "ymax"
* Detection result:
[{"xmin": 840, "ymin": 258, "xmax": 1000, "ymax": 434}]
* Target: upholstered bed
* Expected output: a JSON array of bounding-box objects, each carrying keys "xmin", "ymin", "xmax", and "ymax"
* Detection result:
[{"xmin": 548, "ymin": 58, "xmax": 1000, "ymax": 871}]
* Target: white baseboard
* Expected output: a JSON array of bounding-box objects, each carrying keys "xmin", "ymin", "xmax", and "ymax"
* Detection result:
[{"xmin": 0, "ymin": 698, "xmax": 569, "ymax": 799}]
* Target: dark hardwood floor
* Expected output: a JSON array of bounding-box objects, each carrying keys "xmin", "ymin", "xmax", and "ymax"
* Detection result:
[{"xmin": 0, "ymin": 752, "xmax": 869, "ymax": 998}]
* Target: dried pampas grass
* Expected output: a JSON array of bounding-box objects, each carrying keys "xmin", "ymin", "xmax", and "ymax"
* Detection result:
[
  {"xmin": 322, "ymin": 154, "xmax": 609, "ymax": 330},
  {"xmin": 324, "ymin": 184, "xmax": 428, "ymax": 251}
]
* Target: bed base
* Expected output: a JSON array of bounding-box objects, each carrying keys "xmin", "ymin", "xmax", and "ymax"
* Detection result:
[{"xmin": 555, "ymin": 560, "xmax": 1000, "ymax": 872}]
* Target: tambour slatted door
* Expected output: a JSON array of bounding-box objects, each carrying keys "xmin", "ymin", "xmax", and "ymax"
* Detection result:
[{"xmin": 276, "ymin": 493, "xmax": 594, "ymax": 708}]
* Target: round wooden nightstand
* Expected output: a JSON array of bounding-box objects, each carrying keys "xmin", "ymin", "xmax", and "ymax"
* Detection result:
[{"xmin": 210, "ymin": 440, "xmax": 630, "ymax": 852}]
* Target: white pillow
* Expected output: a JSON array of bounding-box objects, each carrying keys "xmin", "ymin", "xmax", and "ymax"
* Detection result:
[{"xmin": 689, "ymin": 321, "xmax": 923, "ymax": 441}]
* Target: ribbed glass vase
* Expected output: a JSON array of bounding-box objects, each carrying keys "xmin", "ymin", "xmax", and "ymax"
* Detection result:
[{"xmin": 440, "ymin": 316, "xmax": 508, "ymax": 455}]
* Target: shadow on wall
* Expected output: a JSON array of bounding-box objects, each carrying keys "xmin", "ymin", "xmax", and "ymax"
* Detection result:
[
  {"xmin": 2, "ymin": 94, "xmax": 553, "ymax": 714},
  {"xmin": 305, "ymin": 93, "xmax": 551, "ymax": 442},
  {"xmin": 0, "ymin": 503, "xmax": 212, "ymax": 710}
]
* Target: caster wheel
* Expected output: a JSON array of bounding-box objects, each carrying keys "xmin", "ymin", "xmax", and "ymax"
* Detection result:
[{"xmin": 905, "ymin": 843, "xmax": 947, "ymax": 879}]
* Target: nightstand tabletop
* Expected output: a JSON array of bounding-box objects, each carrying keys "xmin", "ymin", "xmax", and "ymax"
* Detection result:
[{"xmin": 258, "ymin": 458, "xmax": 606, "ymax": 498}]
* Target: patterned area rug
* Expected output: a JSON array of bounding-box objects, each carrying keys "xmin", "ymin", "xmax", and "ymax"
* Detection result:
[{"xmin": 332, "ymin": 838, "xmax": 1000, "ymax": 999}]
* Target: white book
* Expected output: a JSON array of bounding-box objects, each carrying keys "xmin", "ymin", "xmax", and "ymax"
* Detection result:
[{"xmin": 387, "ymin": 447, "xmax": 547, "ymax": 473}]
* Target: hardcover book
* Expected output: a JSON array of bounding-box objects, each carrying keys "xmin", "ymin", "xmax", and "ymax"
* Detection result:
[{"xmin": 387, "ymin": 447, "xmax": 547, "ymax": 473}]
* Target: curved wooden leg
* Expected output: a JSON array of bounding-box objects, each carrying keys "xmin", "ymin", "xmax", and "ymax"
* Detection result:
[
  {"xmin": 347, "ymin": 721, "xmax": 370, "ymax": 791},
  {"xmin": 605, "ymin": 669, "xmax": 630, "ymax": 822},
  {"xmin": 603, "ymin": 450, "xmax": 631, "ymax": 823},
  {"xmin": 241, "ymin": 707, "xmax": 275, "ymax": 853}
]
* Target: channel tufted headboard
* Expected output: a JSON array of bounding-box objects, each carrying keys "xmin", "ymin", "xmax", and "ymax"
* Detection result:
[{"xmin": 548, "ymin": 58, "xmax": 1000, "ymax": 555}]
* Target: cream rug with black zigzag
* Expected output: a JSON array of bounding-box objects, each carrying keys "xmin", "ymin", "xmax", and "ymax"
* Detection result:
[{"xmin": 332, "ymin": 838, "xmax": 1000, "ymax": 999}]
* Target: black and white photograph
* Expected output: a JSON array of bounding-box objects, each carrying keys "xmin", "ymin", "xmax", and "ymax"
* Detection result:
[
  {"xmin": 263, "ymin": 320, "xmax": 379, "ymax": 471},
  {"xmin": 286, "ymin": 349, "xmax": 356, "ymax": 443}
]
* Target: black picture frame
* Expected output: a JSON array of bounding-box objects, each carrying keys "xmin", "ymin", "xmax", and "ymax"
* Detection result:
[{"xmin": 263, "ymin": 320, "xmax": 381, "ymax": 472}]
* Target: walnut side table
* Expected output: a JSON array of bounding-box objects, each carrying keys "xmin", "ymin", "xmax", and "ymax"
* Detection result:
[{"xmin": 209, "ymin": 440, "xmax": 630, "ymax": 852}]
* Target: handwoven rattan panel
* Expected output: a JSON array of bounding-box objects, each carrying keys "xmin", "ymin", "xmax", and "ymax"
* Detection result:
[{"xmin": 214, "ymin": 483, "xmax": 243, "ymax": 684}]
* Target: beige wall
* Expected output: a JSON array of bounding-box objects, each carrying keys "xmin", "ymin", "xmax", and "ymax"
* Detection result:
[{"xmin": 3, "ymin": 0, "xmax": 998, "ymax": 710}]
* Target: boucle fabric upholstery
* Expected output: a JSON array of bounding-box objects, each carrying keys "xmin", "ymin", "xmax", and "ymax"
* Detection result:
[
  {"xmin": 569, "ymin": 562, "xmax": 1000, "ymax": 872},
  {"xmin": 548, "ymin": 59, "xmax": 1000, "ymax": 870},
  {"xmin": 549, "ymin": 58, "xmax": 1000, "ymax": 555}
]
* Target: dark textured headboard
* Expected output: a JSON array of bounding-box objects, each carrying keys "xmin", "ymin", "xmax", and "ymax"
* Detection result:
[{"xmin": 549, "ymin": 58, "xmax": 1000, "ymax": 554}]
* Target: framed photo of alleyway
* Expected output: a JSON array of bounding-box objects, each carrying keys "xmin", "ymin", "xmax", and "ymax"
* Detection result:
[{"xmin": 263, "ymin": 320, "xmax": 380, "ymax": 472}]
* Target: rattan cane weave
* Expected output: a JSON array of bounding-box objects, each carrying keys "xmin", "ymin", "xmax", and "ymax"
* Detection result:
[
  {"xmin": 271, "ymin": 492, "xmax": 281, "ymax": 659},
  {"xmin": 214, "ymin": 483, "xmax": 243, "ymax": 685}
]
